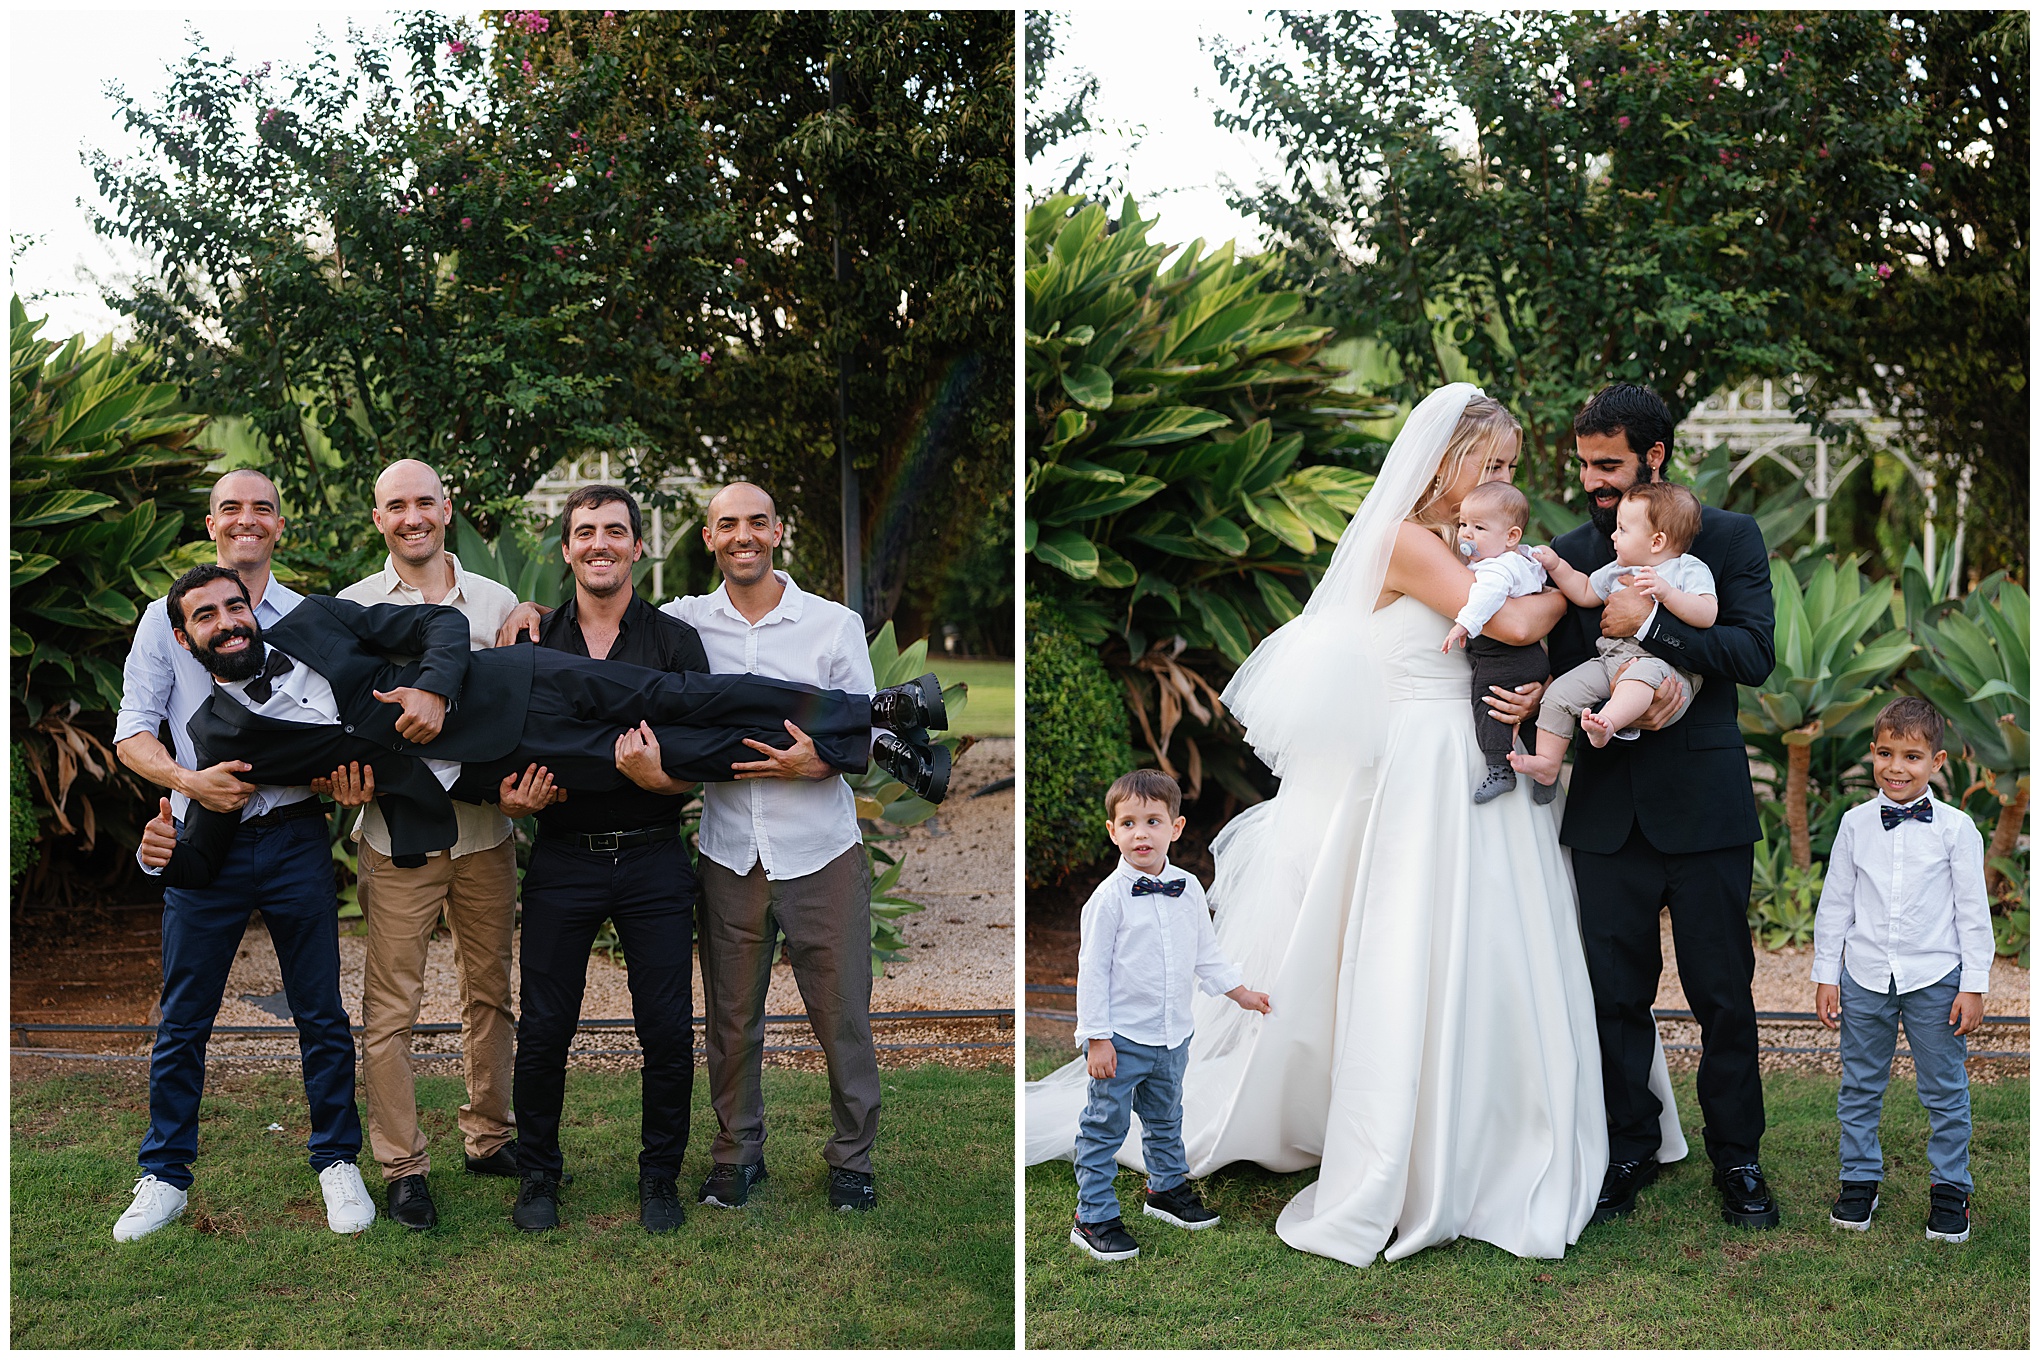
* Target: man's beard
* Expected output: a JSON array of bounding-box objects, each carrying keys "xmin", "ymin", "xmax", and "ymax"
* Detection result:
[
  {"xmin": 192, "ymin": 622, "xmax": 266, "ymax": 682},
  {"xmin": 1586, "ymin": 459, "xmax": 1656, "ymax": 537}
]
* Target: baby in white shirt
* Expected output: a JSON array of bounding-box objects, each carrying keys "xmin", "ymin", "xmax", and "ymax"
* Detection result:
[
  {"xmin": 1440, "ymin": 482, "xmax": 1552, "ymax": 804},
  {"xmin": 1510, "ymin": 481, "xmax": 1718, "ymax": 803}
]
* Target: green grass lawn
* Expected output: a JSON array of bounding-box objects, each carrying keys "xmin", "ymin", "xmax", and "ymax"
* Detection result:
[
  {"xmin": 936, "ymin": 657, "xmax": 1013, "ymax": 739},
  {"xmin": 1025, "ymin": 1068, "xmax": 2027, "ymax": 1349},
  {"xmin": 13, "ymin": 1063, "xmax": 1013, "ymax": 1348}
]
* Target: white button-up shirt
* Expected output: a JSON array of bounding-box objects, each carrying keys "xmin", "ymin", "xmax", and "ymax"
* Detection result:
[
  {"xmin": 662, "ymin": 571, "xmax": 874, "ymax": 881},
  {"xmin": 1074, "ymin": 858, "xmax": 1245, "ymax": 1050},
  {"xmin": 1456, "ymin": 546, "xmax": 1548, "ymax": 637},
  {"xmin": 337, "ymin": 553, "xmax": 517, "ymax": 858},
  {"xmin": 115, "ymin": 576, "xmax": 313, "ymax": 822},
  {"xmin": 1812, "ymin": 792, "xmax": 1994, "ymax": 996}
]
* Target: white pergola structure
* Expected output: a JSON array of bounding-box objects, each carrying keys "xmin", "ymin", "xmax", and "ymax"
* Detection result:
[{"xmin": 1678, "ymin": 378, "xmax": 1970, "ymax": 592}]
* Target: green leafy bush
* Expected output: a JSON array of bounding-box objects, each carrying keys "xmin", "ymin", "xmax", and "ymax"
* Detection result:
[
  {"xmin": 11, "ymin": 747, "xmax": 41, "ymax": 886},
  {"xmin": 1025, "ymin": 598, "xmax": 1133, "ymax": 887},
  {"xmin": 1747, "ymin": 827, "xmax": 1823, "ymax": 951}
]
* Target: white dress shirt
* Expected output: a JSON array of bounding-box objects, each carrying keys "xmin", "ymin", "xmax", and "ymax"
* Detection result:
[
  {"xmin": 337, "ymin": 553, "xmax": 518, "ymax": 859},
  {"xmin": 662, "ymin": 571, "xmax": 874, "ymax": 881},
  {"xmin": 1811, "ymin": 792, "xmax": 1994, "ymax": 996},
  {"xmin": 1074, "ymin": 858, "xmax": 1245, "ymax": 1050},
  {"xmin": 115, "ymin": 576, "xmax": 313, "ymax": 823},
  {"xmin": 1455, "ymin": 546, "xmax": 1548, "ymax": 637}
]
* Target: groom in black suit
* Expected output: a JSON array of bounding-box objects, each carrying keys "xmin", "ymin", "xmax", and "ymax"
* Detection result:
[
  {"xmin": 1541, "ymin": 384, "xmax": 1780, "ymax": 1229},
  {"xmin": 146, "ymin": 565, "xmax": 941, "ymax": 885}
]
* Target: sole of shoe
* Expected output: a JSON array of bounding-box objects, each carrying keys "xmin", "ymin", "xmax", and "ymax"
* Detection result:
[
  {"xmin": 921, "ymin": 743, "xmax": 952, "ymax": 802},
  {"xmin": 391, "ymin": 1201, "xmax": 438, "ymax": 1231},
  {"xmin": 1069, "ymin": 1229, "xmax": 1139, "ymax": 1262},
  {"xmin": 1144, "ymin": 1203, "xmax": 1220, "ymax": 1230},
  {"xmin": 1925, "ymin": 1224, "xmax": 1971, "ymax": 1244},
  {"xmin": 834, "ymin": 1201, "xmax": 874, "ymax": 1213},
  {"xmin": 1829, "ymin": 1196, "xmax": 1877, "ymax": 1231},
  {"xmin": 1722, "ymin": 1204, "xmax": 1782, "ymax": 1229},
  {"xmin": 913, "ymin": 673, "xmax": 948, "ymax": 731},
  {"xmin": 700, "ymin": 1193, "xmax": 748, "ymax": 1209},
  {"xmin": 113, "ymin": 1209, "xmax": 185, "ymax": 1243},
  {"xmin": 512, "ymin": 1213, "xmax": 560, "ymax": 1233}
]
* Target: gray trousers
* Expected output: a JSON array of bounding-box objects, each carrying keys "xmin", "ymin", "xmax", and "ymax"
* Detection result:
[
  {"xmin": 1838, "ymin": 966, "xmax": 1972, "ymax": 1190},
  {"xmin": 698, "ymin": 843, "xmax": 881, "ymax": 1174}
]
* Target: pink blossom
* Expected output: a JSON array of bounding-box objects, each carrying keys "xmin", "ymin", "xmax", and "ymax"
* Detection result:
[
  {"xmin": 568, "ymin": 129, "xmax": 581, "ymax": 140},
  {"xmin": 1551, "ymin": 89, "xmax": 1565, "ymax": 107},
  {"xmin": 555, "ymin": 246, "xmax": 566, "ymax": 258},
  {"xmin": 734, "ymin": 257, "xmax": 746, "ymax": 268},
  {"xmin": 426, "ymin": 185, "xmax": 438, "ymax": 196},
  {"xmin": 460, "ymin": 217, "xmax": 472, "ymax": 228},
  {"xmin": 239, "ymin": 76, "xmax": 251, "ymax": 88},
  {"xmin": 398, "ymin": 206, "xmax": 410, "ymax": 216},
  {"xmin": 1618, "ymin": 115, "xmax": 1631, "ymax": 129},
  {"xmin": 1876, "ymin": 263, "xmax": 1893, "ymax": 279},
  {"xmin": 604, "ymin": 169, "xmax": 614, "ymax": 179},
  {"xmin": 1920, "ymin": 161, "xmax": 1934, "ymax": 174},
  {"xmin": 521, "ymin": 59, "xmax": 533, "ymax": 75},
  {"xmin": 447, "ymin": 41, "xmax": 468, "ymax": 57},
  {"xmin": 1818, "ymin": 145, "xmax": 1830, "ymax": 158},
  {"xmin": 1580, "ymin": 77, "xmax": 1593, "ymax": 90},
  {"xmin": 698, "ymin": 351, "xmax": 713, "ymax": 364}
]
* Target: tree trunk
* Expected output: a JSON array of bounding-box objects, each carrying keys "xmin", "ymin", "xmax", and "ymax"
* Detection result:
[
  {"xmin": 1984, "ymin": 774, "xmax": 2030, "ymax": 905},
  {"xmin": 1785, "ymin": 741, "xmax": 1812, "ymax": 869}
]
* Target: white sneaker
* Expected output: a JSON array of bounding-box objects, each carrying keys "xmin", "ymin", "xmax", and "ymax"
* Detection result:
[
  {"xmin": 113, "ymin": 1174, "xmax": 188, "ymax": 1242},
  {"xmin": 318, "ymin": 1161, "xmax": 377, "ymax": 1234}
]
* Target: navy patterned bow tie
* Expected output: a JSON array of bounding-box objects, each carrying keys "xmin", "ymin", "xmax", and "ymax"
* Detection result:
[
  {"xmin": 1880, "ymin": 799, "xmax": 1934, "ymax": 831},
  {"xmin": 1131, "ymin": 876, "xmax": 1187, "ymax": 897},
  {"xmin": 242, "ymin": 646, "xmax": 295, "ymax": 704}
]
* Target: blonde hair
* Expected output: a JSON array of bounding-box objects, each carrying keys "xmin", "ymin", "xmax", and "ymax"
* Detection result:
[{"xmin": 1409, "ymin": 395, "xmax": 1522, "ymax": 534}]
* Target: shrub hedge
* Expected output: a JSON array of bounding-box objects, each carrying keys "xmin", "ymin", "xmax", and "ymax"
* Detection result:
[{"xmin": 1025, "ymin": 597, "xmax": 1134, "ymax": 886}]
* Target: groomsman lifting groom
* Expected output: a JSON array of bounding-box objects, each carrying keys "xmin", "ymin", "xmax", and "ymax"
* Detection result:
[{"xmin": 1509, "ymin": 384, "xmax": 1780, "ymax": 1229}]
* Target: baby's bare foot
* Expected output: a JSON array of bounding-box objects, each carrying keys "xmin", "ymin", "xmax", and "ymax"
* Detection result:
[
  {"xmin": 1508, "ymin": 750, "xmax": 1559, "ymax": 786},
  {"xmin": 1582, "ymin": 711, "xmax": 1614, "ymax": 749}
]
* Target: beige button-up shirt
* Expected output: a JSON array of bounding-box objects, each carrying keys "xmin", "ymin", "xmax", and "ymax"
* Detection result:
[{"xmin": 336, "ymin": 552, "xmax": 520, "ymax": 859}]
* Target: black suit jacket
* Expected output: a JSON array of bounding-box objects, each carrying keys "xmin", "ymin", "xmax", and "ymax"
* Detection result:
[
  {"xmin": 1549, "ymin": 504, "xmax": 1775, "ymax": 856},
  {"xmin": 166, "ymin": 597, "xmax": 539, "ymax": 885}
]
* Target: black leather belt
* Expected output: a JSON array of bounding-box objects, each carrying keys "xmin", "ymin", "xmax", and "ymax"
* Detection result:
[
  {"xmin": 241, "ymin": 797, "xmax": 328, "ymax": 829},
  {"xmin": 541, "ymin": 821, "xmax": 684, "ymax": 853}
]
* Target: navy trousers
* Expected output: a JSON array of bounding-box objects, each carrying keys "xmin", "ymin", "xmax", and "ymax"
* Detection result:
[{"xmin": 142, "ymin": 813, "xmax": 361, "ymax": 1189}]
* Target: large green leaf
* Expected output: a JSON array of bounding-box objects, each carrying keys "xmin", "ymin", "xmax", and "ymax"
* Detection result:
[
  {"xmin": 1033, "ymin": 527, "xmax": 1100, "ymax": 579},
  {"xmin": 14, "ymin": 490, "xmax": 118, "ymax": 528},
  {"xmin": 1038, "ymin": 475, "xmax": 1166, "ymax": 526},
  {"xmin": 1106, "ymin": 406, "xmax": 1231, "ymax": 448},
  {"xmin": 1060, "ymin": 363, "xmax": 1114, "ymax": 410}
]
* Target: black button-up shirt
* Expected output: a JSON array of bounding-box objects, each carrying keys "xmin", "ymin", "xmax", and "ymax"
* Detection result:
[{"xmin": 533, "ymin": 590, "xmax": 711, "ymax": 835}]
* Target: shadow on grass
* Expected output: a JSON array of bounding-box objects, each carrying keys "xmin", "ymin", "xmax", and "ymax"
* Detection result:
[
  {"xmin": 1025, "ymin": 1070, "xmax": 2027, "ymax": 1349},
  {"xmin": 13, "ymin": 1063, "xmax": 1013, "ymax": 1348}
]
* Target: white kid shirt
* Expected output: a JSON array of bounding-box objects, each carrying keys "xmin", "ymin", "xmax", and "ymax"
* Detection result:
[
  {"xmin": 115, "ymin": 576, "xmax": 313, "ymax": 823},
  {"xmin": 1588, "ymin": 552, "xmax": 1716, "ymax": 605},
  {"xmin": 1455, "ymin": 546, "xmax": 1549, "ymax": 638},
  {"xmin": 662, "ymin": 571, "xmax": 874, "ymax": 881},
  {"xmin": 1074, "ymin": 858, "xmax": 1245, "ymax": 1050},
  {"xmin": 1811, "ymin": 793, "xmax": 1994, "ymax": 996},
  {"xmin": 336, "ymin": 553, "xmax": 518, "ymax": 859}
]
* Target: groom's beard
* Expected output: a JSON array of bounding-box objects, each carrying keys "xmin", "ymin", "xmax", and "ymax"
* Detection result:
[
  {"xmin": 191, "ymin": 622, "xmax": 266, "ymax": 682},
  {"xmin": 1586, "ymin": 461, "xmax": 1657, "ymax": 537}
]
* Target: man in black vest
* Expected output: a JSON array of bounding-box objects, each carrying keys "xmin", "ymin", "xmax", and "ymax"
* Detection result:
[
  {"xmin": 141, "ymin": 565, "xmax": 945, "ymax": 886},
  {"xmin": 1544, "ymin": 385, "xmax": 1779, "ymax": 1229}
]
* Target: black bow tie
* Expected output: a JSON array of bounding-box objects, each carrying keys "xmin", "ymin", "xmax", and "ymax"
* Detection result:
[
  {"xmin": 1131, "ymin": 876, "xmax": 1187, "ymax": 898},
  {"xmin": 242, "ymin": 647, "xmax": 295, "ymax": 704},
  {"xmin": 1880, "ymin": 799, "xmax": 1934, "ymax": 831}
]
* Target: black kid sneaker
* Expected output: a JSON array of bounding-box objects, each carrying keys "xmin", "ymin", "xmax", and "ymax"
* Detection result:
[
  {"xmin": 1829, "ymin": 1180, "xmax": 1879, "ymax": 1230},
  {"xmin": 1144, "ymin": 1181, "xmax": 1220, "ymax": 1230},
  {"xmin": 697, "ymin": 1160, "xmax": 769, "ymax": 1209},
  {"xmin": 1070, "ymin": 1214, "xmax": 1140, "ymax": 1262},
  {"xmin": 1925, "ymin": 1183, "xmax": 1971, "ymax": 1244}
]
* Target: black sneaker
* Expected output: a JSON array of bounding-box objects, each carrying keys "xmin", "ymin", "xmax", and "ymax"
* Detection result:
[
  {"xmin": 1829, "ymin": 1180, "xmax": 1879, "ymax": 1230},
  {"xmin": 511, "ymin": 1172, "xmax": 561, "ymax": 1232},
  {"xmin": 1473, "ymin": 763, "xmax": 1517, "ymax": 804},
  {"xmin": 1925, "ymin": 1183, "xmax": 1971, "ymax": 1244},
  {"xmin": 870, "ymin": 673, "xmax": 947, "ymax": 737},
  {"xmin": 1590, "ymin": 1158, "xmax": 1658, "ymax": 1224},
  {"xmin": 1070, "ymin": 1214, "xmax": 1140, "ymax": 1262},
  {"xmin": 472, "ymin": 1141, "xmax": 572, "ymax": 1184},
  {"xmin": 828, "ymin": 1168, "xmax": 876, "ymax": 1212},
  {"xmin": 697, "ymin": 1160, "xmax": 769, "ymax": 1209},
  {"xmin": 872, "ymin": 732, "xmax": 951, "ymax": 802},
  {"xmin": 640, "ymin": 1174, "xmax": 686, "ymax": 1233},
  {"xmin": 1143, "ymin": 1181, "xmax": 1220, "ymax": 1230},
  {"xmin": 387, "ymin": 1173, "xmax": 438, "ymax": 1231},
  {"xmin": 1714, "ymin": 1162, "xmax": 1781, "ymax": 1229}
]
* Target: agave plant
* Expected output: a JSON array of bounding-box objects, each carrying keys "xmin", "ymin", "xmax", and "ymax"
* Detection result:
[
  {"xmin": 1738, "ymin": 555, "xmax": 1915, "ymax": 867},
  {"xmin": 1025, "ymin": 194, "xmax": 1389, "ymax": 797}
]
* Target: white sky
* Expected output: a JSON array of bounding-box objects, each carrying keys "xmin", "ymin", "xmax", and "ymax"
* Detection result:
[
  {"xmin": 7, "ymin": 7, "xmax": 472, "ymax": 342},
  {"xmin": 1034, "ymin": 8, "xmax": 1316, "ymax": 254}
]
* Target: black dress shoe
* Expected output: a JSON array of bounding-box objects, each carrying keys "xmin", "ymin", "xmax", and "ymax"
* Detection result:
[
  {"xmin": 828, "ymin": 1168, "xmax": 876, "ymax": 1212},
  {"xmin": 697, "ymin": 1160, "xmax": 769, "ymax": 1209},
  {"xmin": 387, "ymin": 1174, "xmax": 438, "ymax": 1231},
  {"xmin": 1591, "ymin": 1158, "xmax": 1659, "ymax": 1224},
  {"xmin": 640, "ymin": 1174, "xmax": 686, "ymax": 1233},
  {"xmin": 872, "ymin": 732, "xmax": 951, "ymax": 802},
  {"xmin": 870, "ymin": 673, "xmax": 947, "ymax": 736},
  {"xmin": 1714, "ymin": 1162, "xmax": 1781, "ymax": 1228},
  {"xmin": 512, "ymin": 1172, "xmax": 561, "ymax": 1232},
  {"xmin": 466, "ymin": 1142, "xmax": 521, "ymax": 1177}
]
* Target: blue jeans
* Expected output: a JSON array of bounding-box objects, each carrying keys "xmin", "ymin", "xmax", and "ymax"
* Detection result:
[
  {"xmin": 1837, "ymin": 966, "xmax": 1971, "ymax": 1191},
  {"xmin": 1073, "ymin": 1034, "xmax": 1191, "ymax": 1223},
  {"xmin": 141, "ymin": 814, "xmax": 361, "ymax": 1189}
]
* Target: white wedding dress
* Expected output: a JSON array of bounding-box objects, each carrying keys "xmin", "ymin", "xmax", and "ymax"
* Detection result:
[{"xmin": 1026, "ymin": 383, "xmax": 1686, "ymax": 1267}]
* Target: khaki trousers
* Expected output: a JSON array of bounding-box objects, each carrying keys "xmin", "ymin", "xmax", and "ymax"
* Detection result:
[
  {"xmin": 357, "ymin": 838, "xmax": 518, "ymax": 1180},
  {"xmin": 698, "ymin": 844, "xmax": 880, "ymax": 1174}
]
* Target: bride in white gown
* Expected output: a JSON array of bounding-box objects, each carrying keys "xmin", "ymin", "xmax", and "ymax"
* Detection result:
[{"xmin": 1027, "ymin": 383, "xmax": 1686, "ymax": 1266}]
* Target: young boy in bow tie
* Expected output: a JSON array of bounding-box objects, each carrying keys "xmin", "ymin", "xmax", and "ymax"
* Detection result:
[
  {"xmin": 1068, "ymin": 769, "xmax": 1271, "ymax": 1262},
  {"xmin": 1811, "ymin": 698, "xmax": 1994, "ymax": 1243}
]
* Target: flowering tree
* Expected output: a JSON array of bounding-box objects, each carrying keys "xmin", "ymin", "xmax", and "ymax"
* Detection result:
[{"xmin": 91, "ymin": 11, "xmax": 736, "ymax": 580}]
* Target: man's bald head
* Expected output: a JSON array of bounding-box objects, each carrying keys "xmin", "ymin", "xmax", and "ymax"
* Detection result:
[
  {"xmin": 209, "ymin": 468, "xmax": 280, "ymax": 515},
  {"xmin": 374, "ymin": 458, "xmax": 447, "ymax": 505},
  {"xmin": 705, "ymin": 481, "xmax": 777, "ymax": 524},
  {"xmin": 371, "ymin": 458, "xmax": 454, "ymax": 568},
  {"xmin": 701, "ymin": 481, "xmax": 783, "ymax": 590}
]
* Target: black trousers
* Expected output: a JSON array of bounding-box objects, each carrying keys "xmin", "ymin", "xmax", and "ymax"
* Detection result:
[
  {"xmin": 1466, "ymin": 635, "xmax": 1549, "ymax": 762},
  {"xmin": 513, "ymin": 837, "xmax": 698, "ymax": 1181},
  {"xmin": 1572, "ymin": 821, "xmax": 1764, "ymax": 1168}
]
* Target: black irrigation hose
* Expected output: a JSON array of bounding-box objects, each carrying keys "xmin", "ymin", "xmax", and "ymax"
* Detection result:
[
  {"xmin": 12, "ymin": 1008, "xmax": 1014, "ymax": 1037},
  {"xmin": 12, "ymin": 1040, "xmax": 1018, "ymax": 1063}
]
